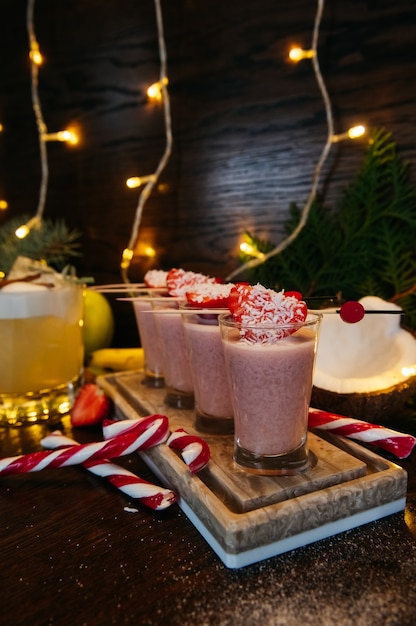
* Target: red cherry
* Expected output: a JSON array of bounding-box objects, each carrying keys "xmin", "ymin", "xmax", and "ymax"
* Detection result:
[
  {"xmin": 284, "ymin": 290, "xmax": 303, "ymax": 300},
  {"xmin": 339, "ymin": 301, "xmax": 365, "ymax": 324}
]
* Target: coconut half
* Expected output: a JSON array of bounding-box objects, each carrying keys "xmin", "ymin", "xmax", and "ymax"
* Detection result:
[{"xmin": 311, "ymin": 296, "xmax": 416, "ymax": 422}]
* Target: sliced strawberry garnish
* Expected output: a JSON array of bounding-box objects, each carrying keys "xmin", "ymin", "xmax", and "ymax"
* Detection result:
[
  {"xmin": 185, "ymin": 283, "xmax": 233, "ymax": 308},
  {"xmin": 70, "ymin": 384, "xmax": 111, "ymax": 427},
  {"xmin": 143, "ymin": 269, "xmax": 168, "ymax": 289},
  {"xmin": 228, "ymin": 284, "xmax": 308, "ymax": 342},
  {"xmin": 166, "ymin": 268, "xmax": 218, "ymax": 297}
]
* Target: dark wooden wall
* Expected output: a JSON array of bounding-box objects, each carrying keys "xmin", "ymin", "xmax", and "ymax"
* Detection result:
[{"xmin": 1, "ymin": 0, "xmax": 415, "ymax": 344}]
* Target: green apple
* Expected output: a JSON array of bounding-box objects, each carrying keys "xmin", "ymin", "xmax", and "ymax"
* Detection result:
[{"xmin": 82, "ymin": 289, "xmax": 115, "ymax": 357}]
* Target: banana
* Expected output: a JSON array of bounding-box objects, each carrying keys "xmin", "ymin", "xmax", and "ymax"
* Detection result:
[{"xmin": 88, "ymin": 347, "xmax": 144, "ymax": 372}]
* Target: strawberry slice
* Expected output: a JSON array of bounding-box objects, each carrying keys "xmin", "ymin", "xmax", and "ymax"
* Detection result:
[
  {"xmin": 166, "ymin": 268, "xmax": 218, "ymax": 297},
  {"xmin": 70, "ymin": 384, "xmax": 111, "ymax": 427},
  {"xmin": 185, "ymin": 283, "xmax": 233, "ymax": 308},
  {"xmin": 228, "ymin": 284, "xmax": 308, "ymax": 342}
]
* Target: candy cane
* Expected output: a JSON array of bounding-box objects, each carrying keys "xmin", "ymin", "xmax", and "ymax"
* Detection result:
[
  {"xmin": 103, "ymin": 419, "xmax": 211, "ymax": 474},
  {"xmin": 101, "ymin": 416, "xmax": 168, "ymax": 440},
  {"xmin": 41, "ymin": 431, "xmax": 176, "ymax": 511},
  {"xmin": 167, "ymin": 428, "xmax": 211, "ymax": 473},
  {"xmin": 0, "ymin": 414, "xmax": 169, "ymax": 477},
  {"xmin": 308, "ymin": 407, "xmax": 416, "ymax": 459}
]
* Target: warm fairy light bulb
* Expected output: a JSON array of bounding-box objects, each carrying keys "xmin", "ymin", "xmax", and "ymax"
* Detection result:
[
  {"xmin": 43, "ymin": 129, "xmax": 79, "ymax": 145},
  {"xmin": 126, "ymin": 175, "xmax": 157, "ymax": 189},
  {"xmin": 240, "ymin": 242, "xmax": 265, "ymax": 260},
  {"xmin": 29, "ymin": 44, "xmax": 43, "ymax": 66},
  {"xmin": 332, "ymin": 124, "xmax": 366, "ymax": 143},
  {"xmin": 15, "ymin": 225, "xmax": 30, "ymax": 239},
  {"xmin": 121, "ymin": 248, "xmax": 134, "ymax": 269},
  {"xmin": 147, "ymin": 78, "xmax": 169, "ymax": 102},
  {"xmin": 289, "ymin": 47, "xmax": 315, "ymax": 62},
  {"xmin": 135, "ymin": 242, "xmax": 156, "ymax": 258},
  {"xmin": 0, "ymin": 123, "xmax": 3, "ymax": 132},
  {"xmin": 144, "ymin": 246, "xmax": 156, "ymax": 258},
  {"xmin": 14, "ymin": 216, "xmax": 41, "ymax": 239},
  {"xmin": 0, "ymin": 200, "xmax": 8, "ymax": 210},
  {"xmin": 347, "ymin": 124, "xmax": 366, "ymax": 139},
  {"xmin": 57, "ymin": 129, "xmax": 79, "ymax": 144}
]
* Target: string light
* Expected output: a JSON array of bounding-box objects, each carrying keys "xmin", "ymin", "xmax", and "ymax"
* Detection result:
[
  {"xmin": 121, "ymin": 248, "xmax": 134, "ymax": 270},
  {"xmin": 15, "ymin": 0, "xmax": 79, "ymax": 240},
  {"xmin": 29, "ymin": 41, "xmax": 43, "ymax": 66},
  {"xmin": 143, "ymin": 246, "xmax": 156, "ymax": 258},
  {"xmin": 121, "ymin": 0, "xmax": 172, "ymax": 282},
  {"xmin": 226, "ymin": 0, "xmax": 367, "ymax": 281},
  {"xmin": 239, "ymin": 241, "xmax": 265, "ymax": 260},
  {"xmin": 147, "ymin": 78, "xmax": 169, "ymax": 102},
  {"xmin": 289, "ymin": 46, "xmax": 315, "ymax": 61},
  {"xmin": 42, "ymin": 129, "xmax": 79, "ymax": 145},
  {"xmin": 0, "ymin": 200, "xmax": 8, "ymax": 210},
  {"xmin": 14, "ymin": 216, "xmax": 41, "ymax": 240},
  {"xmin": 126, "ymin": 175, "xmax": 157, "ymax": 189},
  {"xmin": 331, "ymin": 124, "xmax": 366, "ymax": 143}
]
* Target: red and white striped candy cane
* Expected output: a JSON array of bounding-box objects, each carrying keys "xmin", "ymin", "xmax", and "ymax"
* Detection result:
[
  {"xmin": 167, "ymin": 428, "xmax": 211, "ymax": 473},
  {"xmin": 101, "ymin": 416, "xmax": 168, "ymax": 440},
  {"xmin": 103, "ymin": 418, "xmax": 211, "ymax": 473},
  {"xmin": 0, "ymin": 414, "xmax": 169, "ymax": 477},
  {"xmin": 308, "ymin": 408, "xmax": 416, "ymax": 459},
  {"xmin": 41, "ymin": 431, "xmax": 176, "ymax": 511}
]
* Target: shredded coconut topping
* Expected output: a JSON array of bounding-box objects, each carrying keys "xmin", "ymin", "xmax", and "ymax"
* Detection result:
[
  {"xmin": 230, "ymin": 284, "xmax": 307, "ymax": 344},
  {"xmin": 166, "ymin": 268, "xmax": 217, "ymax": 297},
  {"xmin": 144, "ymin": 269, "xmax": 168, "ymax": 288},
  {"xmin": 185, "ymin": 282, "xmax": 233, "ymax": 303}
]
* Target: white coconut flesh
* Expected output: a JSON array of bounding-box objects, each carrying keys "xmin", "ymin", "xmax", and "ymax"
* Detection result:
[{"xmin": 313, "ymin": 296, "xmax": 416, "ymax": 394}]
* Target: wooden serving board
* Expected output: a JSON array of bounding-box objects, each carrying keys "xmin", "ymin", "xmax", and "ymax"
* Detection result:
[{"xmin": 97, "ymin": 371, "xmax": 408, "ymax": 569}]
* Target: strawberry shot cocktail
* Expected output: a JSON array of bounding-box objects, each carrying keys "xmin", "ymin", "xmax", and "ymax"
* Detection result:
[
  {"xmin": 133, "ymin": 297, "xmax": 165, "ymax": 387},
  {"xmin": 151, "ymin": 268, "xmax": 229, "ymax": 410},
  {"xmin": 131, "ymin": 269, "xmax": 169, "ymax": 387},
  {"xmin": 152, "ymin": 296, "xmax": 195, "ymax": 409},
  {"xmin": 219, "ymin": 284, "xmax": 321, "ymax": 475},
  {"xmin": 181, "ymin": 283, "xmax": 235, "ymax": 435}
]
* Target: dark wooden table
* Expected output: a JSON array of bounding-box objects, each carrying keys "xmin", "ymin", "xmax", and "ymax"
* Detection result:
[{"xmin": 1, "ymin": 412, "xmax": 416, "ymax": 626}]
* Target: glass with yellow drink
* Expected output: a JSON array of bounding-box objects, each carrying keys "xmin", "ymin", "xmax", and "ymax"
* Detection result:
[{"xmin": 0, "ymin": 279, "xmax": 84, "ymax": 426}]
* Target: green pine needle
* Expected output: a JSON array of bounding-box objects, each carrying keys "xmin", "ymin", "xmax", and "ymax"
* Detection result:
[{"xmin": 0, "ymin": 215, "xmax": 82, "ymax": 275}]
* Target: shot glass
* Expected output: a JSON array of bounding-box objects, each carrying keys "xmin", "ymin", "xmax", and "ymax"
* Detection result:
[
  {"xmin": 182, "ymin": 307, "xmax": 234, "ymax": 435},
  {"xmin": 132, "ymin": 295, "xmax": 165, "ymax": 387},
  {"xmin": 151, "ymin": 297, "xmax": 194, "ymax": 409},
  {"xmin": 0, "ymin": 280, "xmax": 84, "ymax": 426},
  {"xmin": 219, "ymin": 312, "xmax": 322, "ymax": 475}
]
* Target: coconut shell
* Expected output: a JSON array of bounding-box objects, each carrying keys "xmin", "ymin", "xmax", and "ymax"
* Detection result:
[{"xmin": 311, "ymin": 374, "xmax": 416, "ymax": 424}]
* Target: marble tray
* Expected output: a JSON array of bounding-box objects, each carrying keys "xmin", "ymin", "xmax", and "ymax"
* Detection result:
[{"xmin": 98, "ymin": 371, "xmax": 408, "ymax": 569}]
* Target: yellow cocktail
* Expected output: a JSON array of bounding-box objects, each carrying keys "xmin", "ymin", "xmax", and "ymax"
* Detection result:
[{"xmin": 0, "ymin": 281, "xmax": 84, "ymax": 425}]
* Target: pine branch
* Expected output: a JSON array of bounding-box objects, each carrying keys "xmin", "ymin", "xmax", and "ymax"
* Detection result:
[
  {"xmin": 246, "ymin": 128, "xmax": 416, "ymax": 328},
  {"xmin": 0, "ymin": 215, "xmax": 82, "ymax": 274}
]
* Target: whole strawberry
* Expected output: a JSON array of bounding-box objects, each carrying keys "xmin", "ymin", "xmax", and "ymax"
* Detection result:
[{"xmin": 70, "ymin": 384, "xmax": 111, "ymax": 427}]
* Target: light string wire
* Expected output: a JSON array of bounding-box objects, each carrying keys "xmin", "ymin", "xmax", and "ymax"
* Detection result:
[
  {"xmin": 226, "ymin": 0, "xmax": 333, "ymax": 281},
  {"xmin": 26, "ymin": 0, "xmax": 48, "ymax": 229},
  {"xmin": 121, "ymin": 0, "xmax": 172, "ymax": 283}
]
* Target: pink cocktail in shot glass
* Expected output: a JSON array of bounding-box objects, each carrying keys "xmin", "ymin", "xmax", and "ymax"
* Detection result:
[
  {"xmin": 151, "ymin": 296, "xmax": 194, "ymax": 409},
  {"xmin": 219, "ymin": 304, "xmax": 321, "ymax": 475},
  {"xmin": 182, "ymin": 308, "xmax": 234, "ymax": 435},
  {"xmin": 132, "ymin": 295, "xmax": 165, "ymax": 388}
]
